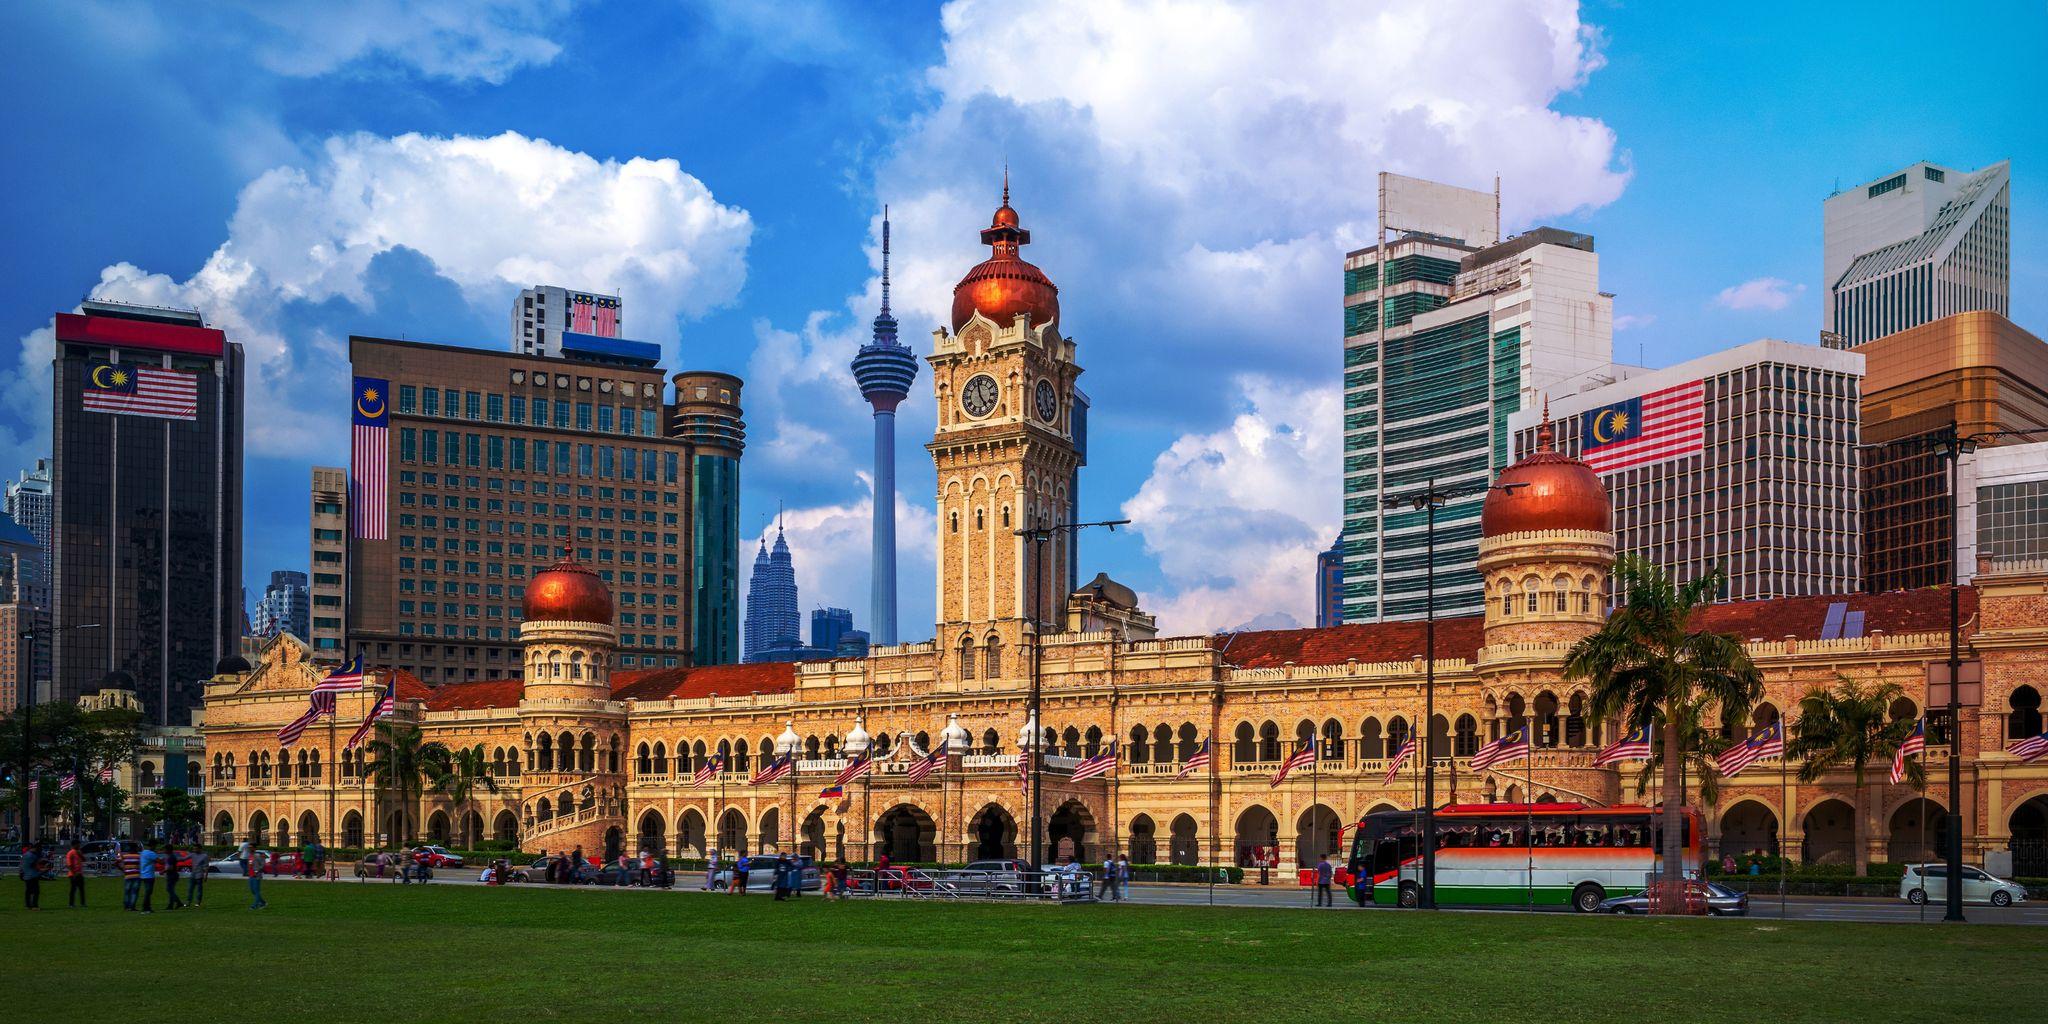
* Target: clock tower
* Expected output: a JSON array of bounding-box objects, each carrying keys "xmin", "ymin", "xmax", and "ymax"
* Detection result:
[{"xmin": 928, "ymin": 183, "xmax": 1082, "ymax": 685}]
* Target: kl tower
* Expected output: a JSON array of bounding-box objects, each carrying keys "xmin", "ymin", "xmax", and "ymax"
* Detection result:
[{"xmin": 850, "ymin": 209, "xmax": 917, "ymax": 645}]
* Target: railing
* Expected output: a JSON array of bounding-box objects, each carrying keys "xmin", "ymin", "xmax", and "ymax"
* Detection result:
[
  {"xmin": 520, "ymin": 804, "xmax": 603, "ymax": 844},
  {"xmin": 848, "ymin": 867, "xmax": 1097, "ymax": 903}
]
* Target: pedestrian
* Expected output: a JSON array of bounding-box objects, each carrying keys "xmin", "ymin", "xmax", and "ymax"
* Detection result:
[
  {"xmin": 1313, "ymin": 854, "xmax": 1335, "ymax": 907},
  {"xmin": 704, "ymin": 848, "xmax": 720, "ymax": 891},
  {"xmin": 569, "ymin": 845, "xmax": 585, "ymax": 885},
  {"xmin": 873, "ymin": 851, "xmax": 889, "ymax": 895},
  {"xmin": 188, "ymin": 847, "xmax": 210, "ymax": 906},
  {"xmin": 247, "ymin": 848, "xmax": 269, "ymax": 909},
  {"xmin": 164, "ymin": 842, "xmax": 186, "ymax": 910},
  {"xmin": 138, "ymin": 840, "xmax": 161, "ymax": 913},
  {"xmin": 772, "ymin": 853, "xmax": 791, "ymax": 901},
  {"xmin": 1721, "ymin": 853, "xmax": 1737, "ymax": 875},
  {"xmin": 1117, "ymin": 853, "xmax": 1131, "ymax": 902},
  {"xmin": 733, "ymin": 853, "xmax": 750, "ymax": 894},
  {"xmin": 120, "ymin": 843, "xmax": 142, "ymax": 910},
  {"xmin": 19, "ymin": 841, "xmax": 45, "ymax": 910},
  {"xmin": 65, "ymin": 839, "xmax": 86, "ymax": 908}
]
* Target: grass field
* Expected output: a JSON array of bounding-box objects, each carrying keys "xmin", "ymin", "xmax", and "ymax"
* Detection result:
[{"xmin": 5, "ymin": 879, "xmax": 2040, "ymax": 1022}]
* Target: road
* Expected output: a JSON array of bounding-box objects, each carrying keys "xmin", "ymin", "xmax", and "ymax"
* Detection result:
[{"xmin": 303, "ymin": 869, "xmax": 2048, "ymax": 925}]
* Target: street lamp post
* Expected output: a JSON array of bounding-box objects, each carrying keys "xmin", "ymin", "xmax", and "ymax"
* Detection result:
[
  {"xmin": 1017, "ymin": 517, "xmax": 1129, "ymax": 870},
  {"xmin": 1381, "ymin": 479, "xmax": 1521, "ymax": 910}
]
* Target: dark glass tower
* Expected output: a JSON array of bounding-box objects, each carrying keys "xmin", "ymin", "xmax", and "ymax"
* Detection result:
[
  {"xmin": 671, "ymin": 372, "xmax": 745, "ymax": 666},
  {"xmin": 850, "ymin": 209, "xmax": 919, "ymax": 645},
  {"xmin": 51, "ymin": 300, "xmax": 242, "ymax": 725}
]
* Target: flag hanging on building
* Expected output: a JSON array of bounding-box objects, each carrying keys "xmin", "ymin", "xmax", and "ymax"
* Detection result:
[
  {"xmin": 1384, "ymin": 737, "xmax": 1416, "ymax": 785},
  {"xmin": 1270, "ymin": 742, "xmax": 1316, "ymax": 788},
  {"xmin": 2013, "ymin": 729, "xmax": 2048, "ymax": 763},
  {"xmin": 1594, "ymin": 720, "xmax": 1654, "ymax": 768},
  {"xmin": 1070, "ymin": 742, "xmax": 1119, "ymax": 782},
  {"xmin": 351, "ymin": 376, "xmax": 390, "ymax": 540},
  {"xmin": 82, "ymin": 363, "xmax": 199, "ymax": 421},
  {"xmin": 690, "ymin": 754, "xmax": 726, "ymax": 789},
  {"xmin": 1890, "ymin": 718, "xmax": 1927, "ymax": 785},
  {"xmin": 750, "ymin": 754, "xmax": 793, "ymax": 786},
  {"xmin": 1716, "ymin": 720, "xmax": 1785, "ymax": 778},
  {"xmin": 819, "ymin": 783, "xmax": 845, "ymax": 800},
  {"xmin": 59, "ymin": 772, "xmax": 76, "ymax": 792},
  {"xmin": 1176, "ymin": 739, "xmax": 1211, "ymax": 780},
  {"xmin": 1470, "ymin": 726, "xmax": 1532, "ymax": 771},
  {"xmin": 312, "ymin": 655, "xmax": 366, "ymax": 694},
  {"xmin": 277, "ymin": 690, "xmax": 337, "ymax": 748},
  {"xmin": 832, "ymin": 752, "xmax": 873, "ymax": 789},
  {"xmin": 345, "ymin": 678, "xmax": 397, "ymax": 750},
  {"xmin": 906, "ymin": 738, "xmax": 949, "ymax": 784},
  {"xmin": 1017, "ymin": 746, "xmax": 1033, "ymax": 796},
  {"xmin": 1579, "ymin": 379, "xmax": 1706, "ymax": 475}
]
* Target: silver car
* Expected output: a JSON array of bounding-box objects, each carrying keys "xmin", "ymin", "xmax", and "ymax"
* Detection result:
[
  {"xmin": 1597, "ymin": 881, "xmax": 1748, "ymax": 916},
  {"xmin": 1901, "ymin": 864, "xmax": 2027, "ymax": 907}
]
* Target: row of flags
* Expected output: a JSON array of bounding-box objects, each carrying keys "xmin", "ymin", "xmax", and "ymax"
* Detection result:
[{"xmin": 272, "ymin": 657, "xmax": 395, "ymax": 751}]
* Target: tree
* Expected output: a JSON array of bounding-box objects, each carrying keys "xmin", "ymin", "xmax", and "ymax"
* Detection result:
[
  {"xmin": 363, "ymin": 723, "xmax": 447, "ymax": 845},
  {"xmin": 2, "ymin": 699, "xmax": 144, "ymax": 838},
  {"xmin": 1787, "ymin": 675, "xmax": 1924, "ymax": 876},
  {"xmin": 139, "ymin": 787, "xmax": 205, "ymax": 843},
  {"xmin": 428, "ymin": 743, "xmax": 498, "ymax": 847},
  {"xmin": 1565, "ymin": 556, "xmax": 1763, "ymax": 912}
]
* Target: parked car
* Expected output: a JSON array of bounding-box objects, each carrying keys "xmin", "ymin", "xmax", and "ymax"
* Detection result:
[
  {"xmin": 944, "ymin": 859, "xmax": 1036, "ymax": 896},
  {"xmin": 524, "ymin": 854, "xmax": 599, "ymax": 883},
  {"xmin": 1598, "ymin": 881, "xmax": 1748, "ymax": 916},
  {"xmin": 211, "ymin": 851, "xmax": 294, "ymax": 876},
  {"xmin": 354, "ymin": 852, "xmax": 407, "ymax": 878},
  {"xmin": 711, "ymin": 860, "xmax": 820, "ymax": 892},
  {"xmin": 1902, "ymin": 864, "xmax": 2027, "ymax": 907},
  {"xmin": 411, "ymin": 846, "xmax": 465, "ymax": 868}
]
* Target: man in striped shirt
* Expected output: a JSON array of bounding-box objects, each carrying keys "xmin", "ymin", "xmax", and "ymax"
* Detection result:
[{"xmin": 119, "ymin": 847, "xmax": 142, "ymax": 911}]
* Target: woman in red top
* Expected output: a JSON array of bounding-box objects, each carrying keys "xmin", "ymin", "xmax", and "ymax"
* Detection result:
[{"xmin": 65, "ymin": 839, "xmax": 86, "ymax": 908}]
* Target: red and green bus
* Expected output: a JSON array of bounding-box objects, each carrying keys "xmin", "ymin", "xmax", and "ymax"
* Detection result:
[{"xmin": 1348, "ymin": 803, "xmax": 1702, "ymax": 912}]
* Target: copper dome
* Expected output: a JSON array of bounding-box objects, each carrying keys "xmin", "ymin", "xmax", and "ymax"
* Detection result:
[
  {"xmin": 1481, "ymin": 422, "xmax": 1613, "ymax": 538},
  {"xmin": 951, "ymin": 183, "xmax": 1059, "ymax": 331},
  {"xmin": 522, "ymin": 551, "xmax": 614, "ymax": 624}
]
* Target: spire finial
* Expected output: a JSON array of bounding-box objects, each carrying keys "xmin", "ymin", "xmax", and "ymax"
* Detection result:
[
  {"xmin": 1537, "ymin": 394, "xmax": 1555, "ymax": 451},
  {"xmin": 880, "ymin": 205, "xmax": 891, "ymax": 316},
  {"xmin": 1002, "ymin": 162, "xmax": 1009, "ymax": 206}
]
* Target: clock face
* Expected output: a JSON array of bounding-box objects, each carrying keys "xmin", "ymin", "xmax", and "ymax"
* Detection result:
[
  {"xmin": 961, "ymin": 374, "xmax": 1000, "ymax": 418},
  {"xmin": 1035, "ymin": 379, "xmax": 1058, "ymax": 422}
]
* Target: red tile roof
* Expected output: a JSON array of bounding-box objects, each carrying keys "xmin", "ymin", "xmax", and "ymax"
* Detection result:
[
  {"xmin": 1691, "ymin": 586, "xmax": 1976, "ymax": 641},
  {"xmin": 611, "ymin": 662, "xmax": 797, "ymax": 702},
  {"xmin": 1216, "ymin": 617, "xmax": 1487, "ymax": 668},
  {"xmin": 421, "ymin": 678, "xmax": 524, "ymax": 711},
  {"xmin": 389, "ymin": 669, "xmax": 434, "ymax": 702}
]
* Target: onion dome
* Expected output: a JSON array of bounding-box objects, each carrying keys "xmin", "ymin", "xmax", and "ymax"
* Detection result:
[
  {"xmin": 521, "ymin": 549, "xmax": 614, "ymax": 624},
  {"xmin": 940, "ymin": 713, "xmax": 971, "ymax": 751},
  {"xmin": 214, "ymin": 655, "xmax": 253, "ymax": 676},
  {"xmin": 1072, "ymin": 572, "xmax": 1139, "ymax": 609},
  {"xmin": 100, "ymin": 670, "xmax": 136, "ymax": 690},
  {"xmin": 844, "ymin": 716, "xmax": 872, "ymax": 756},
  {"xmin": 950, "ymin": 175, "xmax": 1060, "ymax": 332},
  {"xmin": 775, "ymin": 720, "xmax": 803, "ymax": 757},
  {"xmin": 1481, "ymin": 416, "xmax": 1613, "ymax": 538}
]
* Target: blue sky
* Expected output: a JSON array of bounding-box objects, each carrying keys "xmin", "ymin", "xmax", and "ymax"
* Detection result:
[{"xmin": 3, "ymin": 0, "xmax": 2043, "ymax": 638}]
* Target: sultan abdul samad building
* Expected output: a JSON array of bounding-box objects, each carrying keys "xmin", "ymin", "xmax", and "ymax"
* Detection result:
[{"xmin": 202, "ymin": 192, "xmax": 2048, "ymax": 875}]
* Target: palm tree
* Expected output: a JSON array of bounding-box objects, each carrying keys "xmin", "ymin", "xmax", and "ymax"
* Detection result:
[
  {"xmin": 429, "ymin": 743, "xmax": 499, "ymax": 848},
  {"xmin": 363, "ymin": 723, "xmax": 448, "ymax": 845},
  {"xmin": 1787, "ymin": 675, "xmax": 1924, "ymax": 876},
  {"xmin": 1565, "ymin": 556, "xmax": 1763, "ymax": 909}
]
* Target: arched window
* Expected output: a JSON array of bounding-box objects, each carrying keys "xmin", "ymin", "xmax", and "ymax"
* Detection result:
[
  {"xmin": 1061, "ymin": 727, "xmax": 1081, "ymax": 758},
  {"xmin": 975, "ymin": 508, "xmax": 984, "ymax": 530},
  {"xmin": 804, "ymin": 736, "xmax": 820, "ymax": 759},
  {"xmin": 1084, "ymin": 726, "xmax": 1103, "ymax": 757},
  {"xmin": 1129, "ymin": 726, "xmax": 1151, "ymax": 764},
  {"xmin": 1388, "ymin": 716, "xmax": 1410, "ymax": 753},
  {"xmin": 609, "ymin": 735, "xmax": 621, "ymax": 773},
  {"xmin": 653, "ymin": 741, "xmax": 668, "ymax": 775},
  {"xmin": 950, "ymin": 511, "xmax": 959, "ymax": 534},
  {"xmin": 984, "ymin": 635, "xmax": 1003, "ymax": 678},
  {"xmin": 1553, "ymin": 575, "xmax": 1570, "ymax": 613},
  {"xmin": 982, "ymin": 728, "xmax": 1000, "ymax": 755},
  {"xmin": 1257, "ymin": 721, "xmax": 1281, "ymax": 762},
  {"xmin": 636, "ymin": 743, "xmax": 651, "ymax": 776},
  {"xmin": 1524, "ymin": 578, "xmax": 1540, "ymax": 613},
  {"xmin": 2010, "ymin": 686, "xmax": 2043, "ymax": 740},
  {"xmin": 1579, "ymin": 574, "xmax": 1597, "ymax": 613},
  {"xmin": 1178, "ymin": 723, "xmax": 1199, "ymax": 762},
  {"xmin": 959, "ymin": 635, "xmax": 977, "ymax": 680},
  {"xmin": 734, "ymin": 738, "xmax": 751, "ymax": 773},
  {"xmin": 1321, "ymin": 718, "xmax": 1344, "ymax": 759},
  {"xmin": 1359, "ymin": 717, "xmax": 1384, "ymax": 759},
  {"xmin": 1499, "ymin": 580, "xmax": 1514, "ymax": 618},
  {"xmin": 1233, "ymin": 722, "xmax": 1257, "ymax": 762}
]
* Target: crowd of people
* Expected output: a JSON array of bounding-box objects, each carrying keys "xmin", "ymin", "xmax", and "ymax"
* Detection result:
[{"xmin": 14, "ymin": 838, "xmax": 271, "ymax": 910}]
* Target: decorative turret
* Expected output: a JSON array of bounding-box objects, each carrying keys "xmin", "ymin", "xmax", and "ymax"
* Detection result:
[
  {"xmin": 950, "ymin": 173, "xmax": 1060, "ymax": 332},
  {"xmin": 520, "ymin": 549, "xmax": 619, "ymax": 701},
  {"xmin": 1477, "ymin": 413, "xmax": 1616, "ymax": 648},
  {"xmin": 851, "ymin": 208, "xmax": 918, "ymax": 647}
]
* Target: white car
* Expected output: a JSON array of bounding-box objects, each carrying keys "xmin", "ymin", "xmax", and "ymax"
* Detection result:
[{"xmin": 1901, "ymin": 863, "xmax": 2027, "ymax": 907}]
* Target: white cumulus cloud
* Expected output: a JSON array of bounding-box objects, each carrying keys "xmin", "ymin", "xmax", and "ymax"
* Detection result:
[
  {"xmin": 4, "ymin": 131, "xmax": 752, "ymax": 467},
  {"xmin": 1715, "ymin": 276, "xmax": 1805, "ymax": 312}
]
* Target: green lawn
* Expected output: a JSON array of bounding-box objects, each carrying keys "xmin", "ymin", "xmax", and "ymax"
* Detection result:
[{"xmin": 5, "ymin": 879, "xmax": 2040, "ymax": 1022}]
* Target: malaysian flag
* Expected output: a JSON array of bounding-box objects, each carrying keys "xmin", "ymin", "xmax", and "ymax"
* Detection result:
[
  {"xmin": 750, "ymin": 754, "xmax": 793, "ymax": 786},
  {"xmin": 82, "ymin": 363, "xmax": 199, "ymax": 421},
  {"xmin": 351, "ymin": 376, "xmax": 389, "ymax": 540},
  {"xmin": 1176, "ymin": 739, "xmax": 1211, "ymax": 780},
  {"xmin": 906, "ymin": 738, "xmax": 949, "ymax": 783},
  {"xmin": 27, "ymin": 779, "xmax": 36, "ymax": 794},
  {"xmin": 1270, "ymin": 742, "xmax": 1316, "ymax": 788},
  {"xmin": 278, "ymin": 691, "xmax": 337, "ymax": 748},
  {"xmin": 1470, "ymin": 726, "xmax": 1532, "ymax": 771},
  {"xmin": 345, "ymin": 678, "xmax": 397, "ymax": 750},
  {"xmin": 1017, "ymin": 746, "xmax": 1033, "ymax": 795},
  {"xmin": 1069, "ymin": 742, "xmax": 1119, "ymax": 782},
  {"xmin": 59, "ymin": 772, "xmax": 76, "ymax": 792},
  {"xmin": 1579, "ymin": 379, "xmax": 1706, "ymax": 475},
  {"xmin": 312, "ymin": 655, "xmax": 366, "ymax": 695},
  {"xmin": 594, "ymin": 300, "xmax": 618, "ymax": 337},
  {"xmin": 691, "ymin": 754, "xmax": 726, "ymax": 788},
  {"xmin": 1890, "ymin": 718, "xmax": 1926, "ymax": 785},
  {"xmin": 571, "ymin": 295, "xmax": 596, "ymax": 333},
  {"xmin": 2013, "ymin": 730, "xmax": 2048, "ymax": 763},
  {"xmin": 1594, "ymin": 720, "xmax": 1654, "ymax": 768},
  {"xmin": 1716, "ymin": 720, "xmax": 1784, "ymax": 778},
  {"xmin": 1384, "ymin": 737, "xmax": 1415, "ymax": 786},
  {"xmin": 832, "ymin": 752, "xmax": 873, "ymax": 789}
]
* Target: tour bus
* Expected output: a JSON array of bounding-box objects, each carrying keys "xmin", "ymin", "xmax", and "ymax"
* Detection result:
[{"xmin": 1348, "ymin": 803, "xmax": 1702, "ymax": 913}]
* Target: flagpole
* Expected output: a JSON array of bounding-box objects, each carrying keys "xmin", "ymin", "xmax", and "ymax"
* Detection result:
[{"xmin": 1779, "ymin": 747, "xmax": 1788, "ymax": 920}]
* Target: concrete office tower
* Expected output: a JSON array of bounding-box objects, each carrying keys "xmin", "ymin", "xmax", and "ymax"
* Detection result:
[
  {"xmin": 1823, "ymin": 160, "xmax": 2010, "ymax": 348},
  {"xmin": 850, "ymin": 210, "xmax": 918, "ymax": 646},
  {"xmin": 742, "ymin": 523, "xmax": 801, "ymax": 662},
  {"xmin": 252, "ymin": 569, "xmax": 311, "ymax": 640},
  {"xmin": 511, "ymin": 285, "xmax": 623, "ymax": 358},
  {"xmin": 1341, "ymin": 173, "xmax": 1612, "ymax": 622},
  {"xmin": 1513, "ymin": 339, "xmax": 1866, "ymax": 601},
  {"xmin": 5, "ymin": 459, "xmax": 52, "ymax": 605},
  {"xmin": 309, "ymin": 466, "xmax": 347, "ymax": 662},
  {"xmin": 52, "ymin": 300, "xmax": 243, "ymax": 725}
]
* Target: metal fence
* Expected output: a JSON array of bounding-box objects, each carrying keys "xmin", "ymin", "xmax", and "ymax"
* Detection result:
[{"xmin": 846, "ymin": 867, "xmax": 1098, "ymax": 903}]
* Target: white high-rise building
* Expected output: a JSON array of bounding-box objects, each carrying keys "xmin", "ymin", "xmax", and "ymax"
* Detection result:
[
  {"xmin": 511, "ymin": 285, "xmax": 623, "ymax": 358},
  {"xmin": 1822, "ymin": 160, "xmax": 2010, "ymax": 347},
  {"xmin": 4, "ymin": 459, "xmax": 51, "ymax": 606}
]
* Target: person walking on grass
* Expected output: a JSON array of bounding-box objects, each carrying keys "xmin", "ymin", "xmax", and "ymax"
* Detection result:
[
  {"xmin": 188, "ymin": 847, "xmax": 209, "ymax": 907},
  {"xmin": 163, "ymin": 842, "xmax": 185, "ymax": 910},
  {"xmin": 771, "ymin": 852, "xmax": 790, "ymax": 902},
  {"xmin": 1313, "ymin": 854, "xmax": 1335, "ymax": 908},
  {"xmin": 138, "ymin": 840, "xmax": 160, "ymax": 914},
  {"xmin": 732, "ymin": 853, "xmax": 750, "ymax": 894},
  {"xmin": 705, "ymin": 848, "xmax": 720, "ymax": 891},
  {"xmin": 65, "ymin": 839, "xmax": 86, "ymax": 908},
  {"xmin": 19, "ymin": 841, "xmax": 46, "ymax": 910},
  {"xmin": 247, "ymin": 848, "xmax": 269, "ymax": 909}
]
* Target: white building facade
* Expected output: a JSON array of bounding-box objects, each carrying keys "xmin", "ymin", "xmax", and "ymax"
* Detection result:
[
  {"xmin": 511, "ymin": 285, "xmax": 623, "ymax": 358},
  {"xmin": 1822, "ymin": 160, "xmax": 2010, "ymax": 348},
  {"xmin": 1959, "ymin": 439, "xmax": 2048, "ymax": 582}
]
